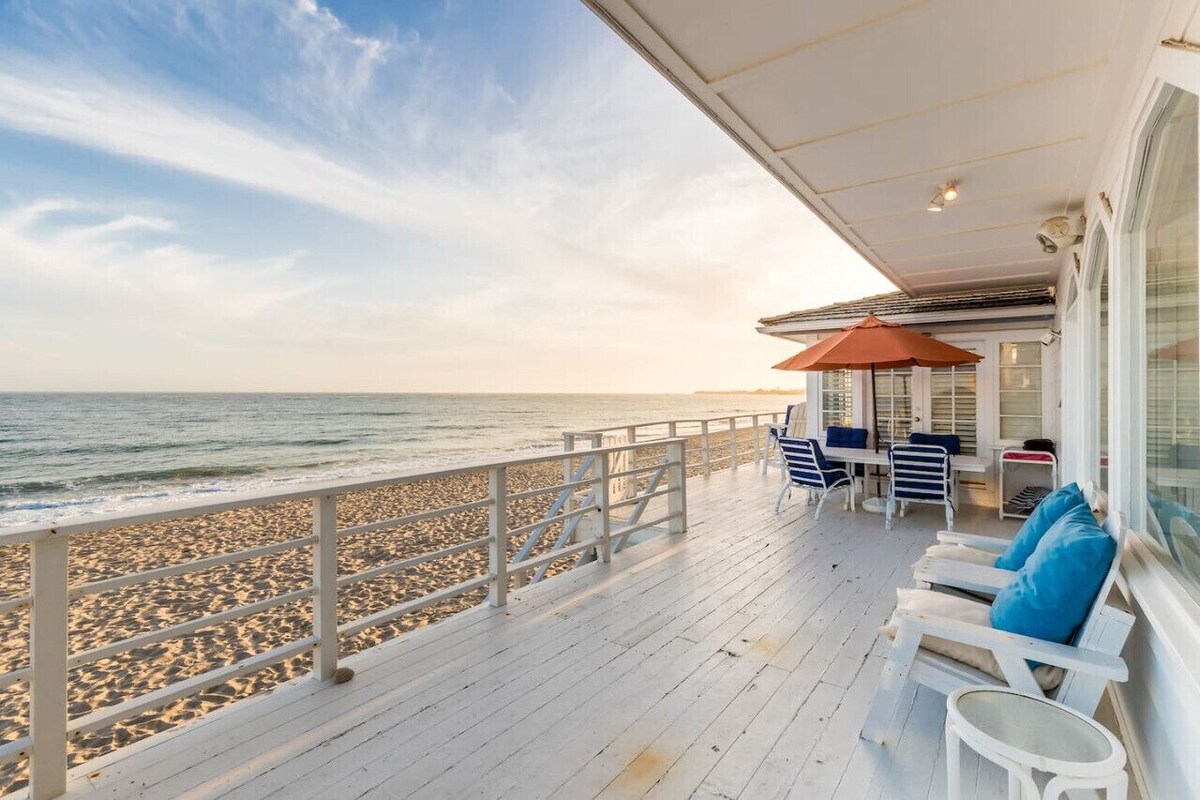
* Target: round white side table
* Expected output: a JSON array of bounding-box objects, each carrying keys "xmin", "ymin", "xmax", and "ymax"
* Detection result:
[{"xmin": 945, "ymin": 686, "xmax": 1128, "ymax": 800}]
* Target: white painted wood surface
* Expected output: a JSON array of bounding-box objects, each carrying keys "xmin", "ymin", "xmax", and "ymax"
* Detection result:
[
  {"xmin": 0, "ymin": 439, "xmax": 688, "ymax": 795},
  {"xmin": 33, "ymin": 469, "xmax": 1071, "ymax": 800}
]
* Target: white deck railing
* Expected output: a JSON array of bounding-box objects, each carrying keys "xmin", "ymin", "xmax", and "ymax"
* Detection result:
[
  {"xmin": 563, "ymin": 412, "xmax": 784, "ymax": 478},
  {"xmin": 0, "ymin": 440, "xmax": 686, "ymax": 799}
]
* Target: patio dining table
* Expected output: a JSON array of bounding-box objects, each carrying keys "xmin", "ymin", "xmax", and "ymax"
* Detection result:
[{"xmin": 822, "ymin": 446, "xmax": 989, "ymax": 508}]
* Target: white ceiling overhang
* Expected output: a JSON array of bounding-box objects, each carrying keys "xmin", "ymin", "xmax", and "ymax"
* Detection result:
[{"xmin": 583, "ymin": 0, "xmax": 1147, "ymax": 296}]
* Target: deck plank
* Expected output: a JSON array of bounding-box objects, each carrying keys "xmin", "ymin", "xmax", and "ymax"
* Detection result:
[{"xmin": 43, "ymin": 468, "xmax": 1025, "ymax": 800}]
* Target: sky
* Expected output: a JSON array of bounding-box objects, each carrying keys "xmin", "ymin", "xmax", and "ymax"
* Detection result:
[{"xmin": 0, "ymin": 0, "xmax": 894, "ymax": 393}]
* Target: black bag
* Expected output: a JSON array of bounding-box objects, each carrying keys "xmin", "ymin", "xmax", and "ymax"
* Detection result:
[{"xmin": 1023, "ymin": 438, "xmax": 1055, "ymax": 455}]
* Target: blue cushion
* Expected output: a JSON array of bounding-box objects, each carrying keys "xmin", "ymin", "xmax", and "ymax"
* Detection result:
[
  {"xmin": 990, "ymin": 504, "xmax": 1115, "ymax": 643},
  {"xmin": 908, "ymin": 431, "xmax": 961, "ymax": 455},
  {"xmin": 807, "ymin": 439, "xmax": 834, "ymax": 470},
  {"xmin": 788, "ymin": 467, "xmax": 850, "ymax": 488},
  {"xmin": 779, "ymin": 438, "xmax": 837, "ymax": 477},
  {"xmin": 826, "ymin": 426, "xmax": 868, "ymax": 449},
  {"xmin": 994, "ymin": 483, "xmax": 1087, "ymax": 570},
  {"xmin": 826, "ymin": 427, "xmax": 869, "ymax": 477}
]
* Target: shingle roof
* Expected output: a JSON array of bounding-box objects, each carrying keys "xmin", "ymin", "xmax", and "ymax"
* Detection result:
[{"xmin": 758, "ymin": 285, "xmax": 1056, "ymax": 327}]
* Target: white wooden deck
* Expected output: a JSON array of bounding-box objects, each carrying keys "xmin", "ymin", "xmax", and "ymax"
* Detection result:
[{"xmin": 59, "ymin": 469, "xmax": 1031, "ymax": 799}]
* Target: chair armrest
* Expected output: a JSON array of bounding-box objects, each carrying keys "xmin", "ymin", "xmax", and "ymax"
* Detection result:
[
  {"xmin": 935, "ymin": 531, "xmax": 1011, "ymax": 551},
  {"xmin": 913, "ymin": 557, "xmax": 1015, "ymax": 597},
  {"xmin": 893, "ymin": 609, "xmax": 1128, "ymax": 681}
]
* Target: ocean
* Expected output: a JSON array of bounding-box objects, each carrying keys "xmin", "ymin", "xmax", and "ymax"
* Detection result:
[{"xmin": 0, "ymin": 393, "xmax": 799, "ymax": 527}]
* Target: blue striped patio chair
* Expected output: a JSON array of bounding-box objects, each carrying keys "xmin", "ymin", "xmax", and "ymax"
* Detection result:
[
  {"xmin": 776, "ymin": 436, "xmax": 855, "ymax": 520},
  {"xmin": 887, "ymin": 443, "xmax": 953, "ymax": 531}
]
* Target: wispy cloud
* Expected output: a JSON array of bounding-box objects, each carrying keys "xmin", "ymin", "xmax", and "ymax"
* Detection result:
[
  {"xmin": 0, "ymin": 201, "xmax": 319, "ymax": 328},
  {"xmin": 0, "ymin": 1, "xmax": 893, "ymax": 392}
]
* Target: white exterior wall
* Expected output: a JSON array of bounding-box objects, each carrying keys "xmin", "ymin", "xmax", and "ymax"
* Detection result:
[
  {"xmin": 1058, "ymin": 4, "xmax": 1200, "ymax": 795},
  {"xmin": 803, "ymin": 324, "xmax": 1059, "ymax": 506}
]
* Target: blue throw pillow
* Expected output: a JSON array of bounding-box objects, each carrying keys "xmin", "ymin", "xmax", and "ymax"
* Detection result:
[
  {"xmin": 994, "ymin": 483, "xmax": 1087, "ymax": 570},
  {"xmin": 826, "ymin": 426, "xmax": 868, "ymax": 449},
  {"xmin": 990, "ymin": 504, "xmax": 1115, "ymax": 643},
  {"xmin": 908, "ymin": 431, "xmax": 961, "ymax": 455}
]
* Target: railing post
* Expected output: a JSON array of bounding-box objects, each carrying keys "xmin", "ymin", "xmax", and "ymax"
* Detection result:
[
  {"xmin": 700, "ymin": 420, "xmax": 711, "ymax": 477},
  {"xmin": 596, "ymin": 454, "xmax": 612, "ymax": 563},
  {"xmin": 29, "ymin": 534, "xmax": 68, "ymax": 800},
  {"xmin": 729, "ymin": 416, "xmax": 738, "ymax": 470},
  {"xmin": 489, "ymin": 467, "xmax": 508, "ymax": 607},
  {"xmin": 562, "ymin": 433, "xmax": 575, "ymax": 487},
  {"xmin": 666, "ymin": 440, "xmax": 688, "ymax": 535},
  {"xmin": 623, "ymin": 427, "xmax": 638, "ymax": 500},
  {"xmin": 312, "ymin": 495, "xmax": 338, "ymax": 682},
  {"xmin": 668, "ymin": 421, "xmax": 677, "ymax": 438},
  {"xmin": 752, "ymin": 415, "xmax": 761, "ymax": 466}
]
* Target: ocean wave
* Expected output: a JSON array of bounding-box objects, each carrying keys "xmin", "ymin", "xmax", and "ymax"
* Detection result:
[
  {"xmin": 0, "ymin": 465, "xmax": 268, "ymax": 497},
  {"xmin": 0, "ymin": 443, "xmax": 565, "ymax": 528},
  {"xmin": 48, "ymin": 437, "xmax": 355, "ymax": 456}
]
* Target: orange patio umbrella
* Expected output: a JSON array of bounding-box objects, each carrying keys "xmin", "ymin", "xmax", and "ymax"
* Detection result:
[{"xmin": 773, "ymin": 314, "xmax": 983, "ymax": 452}]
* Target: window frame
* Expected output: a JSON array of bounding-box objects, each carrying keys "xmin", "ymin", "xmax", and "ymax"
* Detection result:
[
  {"xmin": 1119, "ymin": 81, "xmax": 1200, "ymax": 606},
  {"xmin": 996, "ymin": 340, "xmax": 1045, "ymax": 444},
  {"xmin": 819, "ymin": 369, "xmax": 853, "ymax": 432}
]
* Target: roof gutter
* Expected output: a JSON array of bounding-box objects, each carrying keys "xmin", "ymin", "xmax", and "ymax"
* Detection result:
[{"xmin": 756, "ymin": 303, "xmax": 1056, "ymax": 338}]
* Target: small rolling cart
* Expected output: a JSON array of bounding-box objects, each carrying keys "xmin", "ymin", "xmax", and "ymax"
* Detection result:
[{"xmin": 999, "ymin": 444, "xmax": 1058, "ymax": 520}]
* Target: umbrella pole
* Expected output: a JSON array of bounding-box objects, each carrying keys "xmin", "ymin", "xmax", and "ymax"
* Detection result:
[
  {"xmin": 871, "ymin": 364, "xmax": 880, "ymax": 453},
  {"xmin": 871, "ymin": 364, "xmax": 883, "ymax": 499}
]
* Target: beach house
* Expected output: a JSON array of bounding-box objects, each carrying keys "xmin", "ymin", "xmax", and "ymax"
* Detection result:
[
  {"xmin": 1, "ymin": 1, "xmax": 1199, "ymax": 798},
  {"xmin": 757, "ymin": 286, "xmax": 1060, "ymax": 507},
  {"xmin": 581, "ymin": 0, "xmax": 1199, "ymax": 795}
]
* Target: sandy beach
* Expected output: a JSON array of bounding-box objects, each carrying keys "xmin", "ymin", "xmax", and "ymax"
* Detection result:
[{"xmin": 0, "ymin": 430, "xmax": 759, "ymax": 793}]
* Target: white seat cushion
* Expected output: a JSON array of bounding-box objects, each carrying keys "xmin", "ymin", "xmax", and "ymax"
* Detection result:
[
  {"xmin": 920, "ymin": 543, "xmax": 998, "ymax": 567},
  {"xmin": 881, "ymin": 588, "xmax": 1064, "ymax": 691}
]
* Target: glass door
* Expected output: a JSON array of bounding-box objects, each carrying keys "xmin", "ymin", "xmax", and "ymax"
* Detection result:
[
  {"xmin": 928, "ymin": 359, "xmax": 979, "ymax": 455},
  {"xmin": 873, "ymin": 368, "xmax": 913, "ymax": 447},
  {"xmin": 904, "ymin": 344, "xmax": 980, "ymax": 456}
]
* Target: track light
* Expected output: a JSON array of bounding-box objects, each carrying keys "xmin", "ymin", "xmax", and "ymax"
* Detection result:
[{"xmin": 926, "ymin": 181, "xmax": 960, "ymax": 212}]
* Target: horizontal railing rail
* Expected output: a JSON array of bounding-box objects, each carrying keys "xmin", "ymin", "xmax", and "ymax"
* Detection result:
[
  {"xmin": 0, "ymin": 439, "xmax": 687, "ymax": 799},
  {"xmin": 563, "ymin": 411, "xmax": 787, "ymax": 480}
]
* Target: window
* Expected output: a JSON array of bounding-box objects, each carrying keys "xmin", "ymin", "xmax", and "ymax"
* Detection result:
[
  {"xmin": 820, "ymin": 369, "xmax": 852, "ymax": 430},
  {"xmin": 998, "ymin": 342, "xmax": 1042, "ymax": 441},
  {"xmin": 874, "ymin": 368, "xmax": 912, "ymax": 447},
  {"xmin": 931, "ymin": 361, "xmax": 978, "ymax": 455},
  {"xmin": 1137, "ymin": 89, "xmax": 1200, "ymax": 590}
]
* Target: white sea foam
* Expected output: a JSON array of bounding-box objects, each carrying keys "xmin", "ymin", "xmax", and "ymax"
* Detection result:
[
  {"xmin": 0, "ymin": 443, "xmax": 566, "ymax": 528},
  {"xmin": 0, "ymin": 392, "xmax": 796, "ymax": 529}
]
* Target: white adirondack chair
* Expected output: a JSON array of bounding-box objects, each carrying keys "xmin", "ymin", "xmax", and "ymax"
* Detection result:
[
  {"xmin": 764, "ymin": 403, "xmax": 804, "ymax": 475},
  {"xmin": 913, "ymin": 483, "xmax": 1110, "ymax": 595},
  {"xmin": 862, "ymin": 514, "xmax": 1134, "ymax": 745},
  {"xmin": 912, "ymin": 482, "xmax": 1108, "ymax": 594}
]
